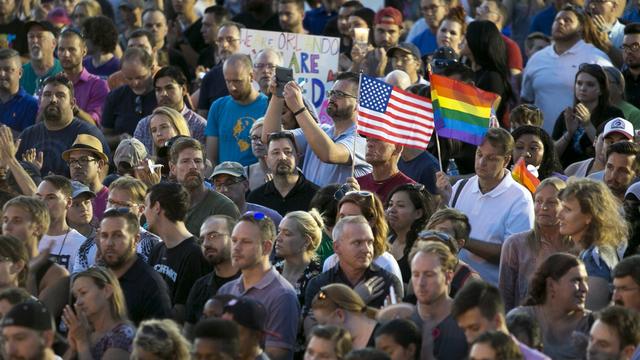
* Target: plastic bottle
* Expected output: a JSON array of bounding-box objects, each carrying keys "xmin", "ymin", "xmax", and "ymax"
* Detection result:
[{"xmin": 447, "ymin": 158, "xmax": 459, "ymax": 176}]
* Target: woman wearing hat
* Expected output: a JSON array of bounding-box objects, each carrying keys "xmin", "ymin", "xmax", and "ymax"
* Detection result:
[{"xmin": 311, "ymin": 283, "xmax": 379, "ymax": 349}]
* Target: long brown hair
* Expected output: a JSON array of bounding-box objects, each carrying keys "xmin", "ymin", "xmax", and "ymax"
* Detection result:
[{"xmin": 523, "ymin": 253, "xmax": 583, "ymax": 306}]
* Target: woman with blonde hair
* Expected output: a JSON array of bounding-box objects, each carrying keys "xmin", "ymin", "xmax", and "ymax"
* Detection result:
[
  {"xmin": 147, "ymin": 106, "xmax": 191, "ymax": 156},
  {"xmin": 62, "ymin": 266, "xmax": 135, "ymax": 360},
  {"xmin": 311, "ymin": 283, "xmax": 379, "ymax": 349},
  {"xmin": 558, "ymin": 178, "xmax": 628, "ymax": 310},
  {"xmin": 499, "ymin": 177, "xmax": 576, "ymax": 311},
  {"xmin": 131, "ymin": 319, "xmax": 191, "ymax": 360}
]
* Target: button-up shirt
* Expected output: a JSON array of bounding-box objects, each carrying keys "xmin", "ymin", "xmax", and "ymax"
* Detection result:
[
  {"xmin": 0, "ymin": 87, "xmax": 38, "ymax": 132},
  {"xmin": 72, "ymin": 68, "xmax": 109, "ymax": 125}
]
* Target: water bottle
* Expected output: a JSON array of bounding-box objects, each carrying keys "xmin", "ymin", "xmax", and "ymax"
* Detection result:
[{"xmin": 447, "ymin": 158, "xmax": 459, "ymax": 176}]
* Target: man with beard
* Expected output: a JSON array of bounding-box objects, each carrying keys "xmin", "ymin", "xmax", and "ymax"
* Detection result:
[
  {"xmin": 133, "ymin": 66, "xmax": 207, "ymax": 152},
  {"xmin": 197, "ymin": 22, "xmax": 243, "ymax": 117},
  {"xmin": 351, "ymin": 7, "xmax": 403, "ymax": 77},
  {"xmin": 0, "ymin": 48, "xmax": 38, "ymax": 133},
  {"xmin": 98, "ymin": 208, "xmax": 172, "ymax": 325},
  {"xmin": 62, "ymin": 134, "xmax": 109, "ymax": 220},
  {"xmin": 263, "ymin": 71, "xmax": 371, "ymax": 187},
  {"xmin": 56, "ymin": 28, "xmax": 109, "ymax": 126},
  {"xmin": 146, "ymin": 181, "xmax": 212, "ymax": 323},
  {"xmin": 21, "ymin": 20, "xmax": 62, "ymax": 96},
  {"xmin": 169, "ymin": 137, "xmax": 240, "ymax": 236},
  {"xmin": 521, "ymin": 5, "xmax": 612, "ymax": 134},
  {"xmin": 278, "ymin": 0, "xmax": 306, "ymax": 34},
  {"xmin": 205, "ymin": 54, "xmax": 268, "ymax": 166},
  {"xmin": 16, "ymin": 74, "xmax": 109, "ymax": 176},
  {"xmin": 217, "ymin": 212, "xmax": 299, "ymax": 360},
  {"xmin": 211, "ymin": 161, "xmax": 282, "ymax": 225},
  {"xmin": 586, "ymin": 306, "xmax": 640, "ymax": 360},
  {"xmin": 603, "ymin": 141, "xmax": 640, "ymax": 201},
  {"xmin": 184, "ymin": 215, "xmax": 240, "ymax": 338},
  {"xmin": 248, "ymin": 131, "xmax": 319, "ymax": 216},
  {"xmin": 102, "ymin": 47, "xmax": 158, "ymax": 150},
  {"xmin": 622, "ymin": 23, "xmax": 640, "ymax": 109},
  {"xmin": 356, "ymin": 137, "xmax": 416, "ymax": 202},
  {"xmin": 253, "ymin": 49, "xmax": 282, "ymax": 96},
  {"xmin": 1, "ymin": 301, "xmax": 60, "ymax": 360}
]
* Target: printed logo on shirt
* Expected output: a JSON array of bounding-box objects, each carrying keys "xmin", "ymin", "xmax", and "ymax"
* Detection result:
[
  {"xmin": 154, "ymin": 264, "xmax": 177, "ymax": 282},
  {"xmin": 0, "ymin": 33, "xmax": 17, "ymax": 49},
  {"xmin": 233, "ymin": 116, "xmax": 255, "ymax": 152}
]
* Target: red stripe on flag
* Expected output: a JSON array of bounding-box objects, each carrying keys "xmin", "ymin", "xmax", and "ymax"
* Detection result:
[{"xmin": 358, "ymin": 110, "xmax": 434, "ymax": 138}]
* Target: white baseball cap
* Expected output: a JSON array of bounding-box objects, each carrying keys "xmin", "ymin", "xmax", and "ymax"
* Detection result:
[{"xmin": 603, "ymin": 117, "xmax": 634, "ymax": 140}]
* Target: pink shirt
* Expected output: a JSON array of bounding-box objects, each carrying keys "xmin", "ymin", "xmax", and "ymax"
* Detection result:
[
  {"xmin": 92, "ymin": 186, "xmax": 109, "ymax": 221},
  {"xmin": 73, "ymin": 68, "xmax": 109, "ymax": 125}
]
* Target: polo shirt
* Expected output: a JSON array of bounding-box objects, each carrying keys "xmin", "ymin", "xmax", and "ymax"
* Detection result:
[
  {"xmin": 292, "ymin": 123, "xmax": 372, "ymax": 187},
  {"xmin": 623, "ymin": 68, "xmax": 640, "ymax": 109},
  {"xmin": 247, "ymin": 172, "xmax": 320, "ymax": 216},
  {"xmin": 529, "ymin": 5, "xmax": 556, "ymax": 36},
  {"xmin": 133, "ymin": 106, "xmax": 207, "ymax": 152},
  {"xmin": 0, "ymin": 88, "xmax": 38, "ymax": 132},
  {"xmin": 398, "ymin": 151, "xmax": 439, "ymax": 194},
  {"xmin": 450, "ymin": 171, "xmax": 534, "ymax": 285},
  {"xmin": 185, "ymin": 189, "xmax": 240, "ymax": 237},
  {"xmin": 197, "ymin": 64, "xmax": 228, "ymax": 112},
  {"xmin": 218, "ymin": 267, "xmax": 300, "ymax": 355},
  {"xmin": 72, "ymin": 68, "xmax": 109, "ymax": 125},
  {"xmin": 356, "ymin": 171, "xmax": 416, "ymax": 203},
  {"xmin": 101, "ymin": 85, "xmax": 157, "ymax": 136},
  {"xmin": 184, "ymin": 270, "xmax": 241, "ymax": 324},
  {"xmin": 20, "ymin": 59, "xmax": 63, "ymax": 96},
  {"xmin": 304, "ymin": 263, "xmax": 403, "ymax": 315},
  {"xmin": 205, "ymin": 93, "xmax": 268, "ymax": 166},
  {"xmin": 119, "ymin": 255, "xmax": 172, "ymax": 325},
  {"xmin": 521, "ymin": 40, "xmax": 611, "ymax": 134},
  {"xmin": 17, "ymin": 118, "xmax": 111, "ymax": 176}
]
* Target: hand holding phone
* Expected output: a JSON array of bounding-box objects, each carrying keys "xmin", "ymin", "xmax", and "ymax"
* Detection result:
[{"xmin": 275, "ymin": 66, "xmax": 294, "ymax": 97}]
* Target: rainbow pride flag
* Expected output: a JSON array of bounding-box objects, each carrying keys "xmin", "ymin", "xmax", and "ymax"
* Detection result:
[
  {"xmin": 512, "ymin": 157, "xmax": 540, "ymax": 193},
  {"xmin": 430, "ymin": 73, "xmax": 501, "ymax": 145}
]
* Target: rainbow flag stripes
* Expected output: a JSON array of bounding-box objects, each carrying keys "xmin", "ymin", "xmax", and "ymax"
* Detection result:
[{"xmin": 512, "ymin": 157, "xmax": 541, "ymax": 193}]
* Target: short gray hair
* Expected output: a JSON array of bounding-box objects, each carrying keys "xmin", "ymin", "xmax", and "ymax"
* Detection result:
[
  {"xmin": 0, "ymin": 48, "xmax": 20, "ymax": 65},
  {"xmin": 332, "ymin": 215, "xmax": 370, "ymax": 242},
  {"xmin": 255, "ymin": 48, "xmax": 283, "ymax": 66}
]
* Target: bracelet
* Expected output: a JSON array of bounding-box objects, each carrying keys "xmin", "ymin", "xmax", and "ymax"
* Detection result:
[{"xmin": 293, "ymin": 107, "xmax": 307, "ymax": 116}]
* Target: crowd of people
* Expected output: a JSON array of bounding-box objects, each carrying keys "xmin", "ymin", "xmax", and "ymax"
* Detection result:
[{"xmin": 0, "ymin": 0, "xmax": 640, "ymax": 359}]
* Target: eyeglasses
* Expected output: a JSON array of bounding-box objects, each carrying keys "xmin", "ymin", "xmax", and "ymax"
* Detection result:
[
  {"xmin": 135, "ymin": 96, "xmax": 142, "ymax": 116},
  {"xmin": 214, "ymin": 177, "xmax": 244, "ymax": 190},
  {"xmin": 216, "ymin": 37, "xmax": 240, "ymax": 45},
  {"xmin": 243, "ymin": 211, "xmax": 266, "ymax": 221},
  {"xmin": 200, "ymin": 231, "xmax": 229, "ymax": 242},
  {"xmin": 612, "ymin": 286, "xmax": 640, "ymax": 293},
  {"xmin": 431, "ymin": 58, "xmax": 458, "ymax": 69},
  {"xmin": 67, "ymin": 157, "xmax": 98, "ymax": 167},
  {"xmin": 421, "ymin": 4, "xmax": 442, "ymax": 13},
  {"xmin": 621, "ymin": 42, "xmax": 640, "ymax": 52},
  {"xmin": 327, "ymin": 90, "xmax": 357, "ymax": 99},
  {"xmin": 103, "ymin": 207, "xmax": 132, "ymax": 216},
  {"xmin": 141, "ymin": 324, "xmax": 168, "ymax": 340},
  {"xmin": 253, "ymin": 63, "xmax": 277, "ymax": 71},
  {"xmin": 250, "ymin": 135, "xmax": 263, "ymax": 143},
  {"xmin": 417, "ymin": 230, "xmax": 457, "ymax": 251},
  {"xmin": 333, "ymin": 184, "xmax": 375, "ymax": 201}
]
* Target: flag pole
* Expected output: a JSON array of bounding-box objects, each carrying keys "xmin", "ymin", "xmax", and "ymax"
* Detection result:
[
  {"xmin": 436, "ymin": 133, "xmax": 443, "ymax": 172},
  {"xmin": 352, "ymin": 71, "xmax": 363, "ymax": 178}
]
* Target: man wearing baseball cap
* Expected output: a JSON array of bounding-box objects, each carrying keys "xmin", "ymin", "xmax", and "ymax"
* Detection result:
[
  {"xmin": 1, "ymin": 301, "xmax": 62, "ymax": 360},
  {"xmin": 67, "ymin": 180, "xmax": 96, "ymax": 239},
  {"xmin": 587, "ymin": 117, "xmax": 635, "ymax": 181},
  {"xmin": 21, "ymin": 20, "xmax": 62, "ymax": 96},
  {"xmin": 111, "ymin": 138, "xmax": 148, "ymax": 178},
  {"xmin": 211, "ymin": 161, "xmax": 282, "ymax": 226},
  {"xmin": 62, "ymin": 134, "xmax": 110, "ymax": 221},
  {"xmin": 351, "ymin": 7, "xmax": 403, "ymax": 77},
  {"xmin": 222, "ymin": 297, "xmax": 272, "ymax": 360},
  {"xmin": 387, "ymin": 42, "xmax": 427, "ymax": 86}
]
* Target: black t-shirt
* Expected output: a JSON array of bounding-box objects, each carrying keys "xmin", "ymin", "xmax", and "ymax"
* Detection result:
[
  {"xmin": 148, "ymin": 236, "xmax": 212, "ymax": 306},
  {"xmin": 184, "ymin": 270, "xmax": 241, "ymax": 324},
  {"xmin": 183, "ymin": 18, "xmax": 206, "ymax": 54},
  {"xmin": 246, "ymin": 173, "xmax": 320, "ymax": 216},
  {"xmin": 197, "ymin": 64, "xmax": 229, "ymax": 112},
  {"xmin": 0, "ymin": 18, "xmax": 28, "ymax": 55},
  {"xmin": 119, "ymin": 255, "xmax": 173, "ymax": 325},
  {"xmin": 197, "ymin": 45, "xmax": 218, "ymax": 69},
  {"xmin": 101, "ymin": 85, "xmax": 157, "ymax": 136}
]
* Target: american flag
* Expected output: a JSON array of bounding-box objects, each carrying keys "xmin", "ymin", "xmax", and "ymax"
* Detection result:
[{"xmin": 357, "ymin": 75, "xmax": 434, "ymax": 149}]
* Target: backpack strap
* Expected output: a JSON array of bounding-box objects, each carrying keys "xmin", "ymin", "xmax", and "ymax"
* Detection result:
[{"xmin": 451, "ymin": 178, "xmax": 469, "ymax": 208}]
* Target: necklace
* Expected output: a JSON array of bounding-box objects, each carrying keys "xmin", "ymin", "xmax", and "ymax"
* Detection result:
[{"xmin": 57, "ymin": 230, "xmax": 71, "ymax": 258}]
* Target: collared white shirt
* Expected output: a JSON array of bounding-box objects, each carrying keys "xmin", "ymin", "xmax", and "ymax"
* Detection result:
[{"xmin": 521, "ymin": 40, "xmax": 612, "ymax": 134}]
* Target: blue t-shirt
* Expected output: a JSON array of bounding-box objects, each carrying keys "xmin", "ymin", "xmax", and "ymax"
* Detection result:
[
  {"xmin": 397, "ymin": 151, "xmax": 439, "ymax": 194},
  {"xmin": 0, "ymin": 88, "xmax": 38, "ymax": 132},
  {"xmin": 529, "ymin": 5, "xmax": 556, "ymax": 36},
  {"xmin": 411, "ymin": 28, "xmax": 438, "ymax": 57},
  {"xmin": 303, "ymin": 6, "xmax": 336, "ymax": 35},
  {"xmin": 17, "ymin": 119, "xmax": 111, "ymax": 176},
  {"xmin": 205, "ymin": 94, "xmax": 268, "ymax": 166}
]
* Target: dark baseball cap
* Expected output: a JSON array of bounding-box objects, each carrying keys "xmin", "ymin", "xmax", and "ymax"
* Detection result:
[
  {"xmin": 387, "ymin": 42, "xmax": 422, "ymax": 60},
  {"xmin": 25, "ymin": 20, "xmax": 59, "ymax": 37},
  {"xmin": 1, "ymin": 301, "xmax": 55, "ymax": 331}
]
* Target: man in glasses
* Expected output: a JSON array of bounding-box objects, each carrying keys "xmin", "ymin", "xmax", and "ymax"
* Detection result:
[
  {"xmin": 248, "ymin": 131, "xmax": 319, "ymax": 216},
  {"xmin": 56, "ymin": 28, "xmax": 109, "ymax": 126},
  {"xmin": 146, "ymin": 181, "xmax": 212, "ymax": 323},
  {"xmin": 62, "ymin": 134, "xmax": 109, "ymax": 220},
  {"xmin": 211, "ymin": 161, "xmax": 282, "ymax": 225},
  {"xmin": 612, "ymin": 255, "xmax": 640, "ymax": 312},
  {"xmin": 263, "ymin": 71, "xmax": 371, "ymax": 187},
  {"xmin": 72, "ymin": 176, "xmax": 161, "ymax": 273},
  {"xmin": 102, "ymin": 47, "xmax": 157, "ymax": 150},
  {"xmin": 16, "ymin": 74, "xmax": 110, "ymax": 176},
  {"xmin": 169, "ymin": 137, "xmax": 239, "ymax": 236},
  {"xmin": 253, "ymin": 48, "xmax": 282, "ymax": 96},
  {"xmin": 387, "ymin": 43, "xmax": 427, "ymax": 86},
  {"xmin": 217, "ymin": 212, "xmax": 299, "ymax": 360},
  {"xmin": 198, "ymin": 22, "xmax": 243, "ymax": 118},
  {"xmin": 97, "ymin": 207, "xmax": 172, "ymax": 325},
  {"xmin": 205, "ymin": 53, "xmax": 268, "ymax": 167},
  {"xmin": 622, "ymin": 23, "xmax": 640, "ymax": 109}
]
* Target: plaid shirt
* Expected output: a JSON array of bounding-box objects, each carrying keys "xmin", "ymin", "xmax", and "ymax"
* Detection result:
[{"xmin": 133, "ymin": 106, "xmax": 207, "ymax": 151}]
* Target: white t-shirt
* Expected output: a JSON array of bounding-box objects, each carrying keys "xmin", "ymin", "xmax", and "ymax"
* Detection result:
[
  {"xmin": 521, "ymin": 40, "xmax": 612, "ymax": 134},
  {"xmin": 450, "ymin": 172, "xmax": 535, "ymax": 285},
  {"xmin": 39, "ymin": 229, "xmax": 86, "ymax": 271}
]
